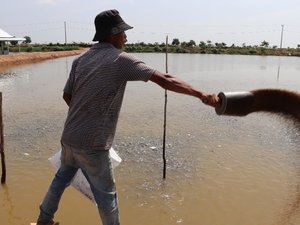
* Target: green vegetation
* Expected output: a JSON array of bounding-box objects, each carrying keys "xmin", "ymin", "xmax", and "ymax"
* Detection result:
[
  {"xmin": 8, "ymin": 42, "xmax": 88, "ymax": 53},
  {"xmin": 23, "ymin": 36, "xmax": 32, "ymax": 44},
  {"xmin": 125, "ymin": 39, "xmax": 300, "ymax": 57},
  {"xmin": 5, "ymin": 37, "xmax": 300, "ymax": 57}
]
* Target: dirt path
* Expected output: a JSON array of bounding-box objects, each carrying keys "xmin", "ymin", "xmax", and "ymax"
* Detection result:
[{"xmin": 0, "ymin": 49, "xmax": 86, "ymax": 69}]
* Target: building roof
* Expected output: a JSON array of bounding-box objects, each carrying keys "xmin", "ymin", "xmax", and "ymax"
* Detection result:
[
  {"xmin": 0, "ymin": 37, "xmax": 26, "ymax": 41},
  {"xmin": 0, "ymin": 28, "xmax": 13, "ymax": 38},
  {"xmin": 0, "ymin": 28, "xmax": 25, "ymax": 41}
]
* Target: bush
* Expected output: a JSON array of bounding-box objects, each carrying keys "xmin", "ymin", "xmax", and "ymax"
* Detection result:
[
  {"xmin": 175, "ymin": 47, "xmax": 189, "ymax": 53},
  {"xmin": 154, "ymin": 46, "xmax": 162, "ymax": 52},
  {"xmin": 26, "ymin": 46, "xmax": 33, "ymax": 52},
  {"xmin": 41, "ymin": 46, "xmax": 51, "ymax": 52},
  {"xmin": 52, "ymin": 46, "xmax": 64, "ymax": 51},
  {"xmin": 212, "ymin": 48, "xmax": 220, "ymax": 54},
  {"xmin": 63, "ymin": 45, "xmax": 80, "ymax": 51}
]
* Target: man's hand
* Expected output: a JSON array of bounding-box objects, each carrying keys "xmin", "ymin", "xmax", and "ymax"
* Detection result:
[{"xmin": 201, "ymin": 93, "xmax": 221, "ymax": 108}]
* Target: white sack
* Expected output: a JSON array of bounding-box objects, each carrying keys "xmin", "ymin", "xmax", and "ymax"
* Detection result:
[{"xmin": 49, "ymin": 148, "xmax": 121, "ymax": 204}]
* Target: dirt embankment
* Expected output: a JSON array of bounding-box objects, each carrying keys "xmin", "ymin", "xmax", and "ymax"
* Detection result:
[{"xmin": 0, "ymin": 49, "xmax": 86, "ymax": 69}]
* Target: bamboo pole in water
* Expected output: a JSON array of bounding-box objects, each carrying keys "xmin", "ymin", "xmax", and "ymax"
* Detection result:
[
  {"xmin": 0, "ymin": 92, "xmax": 6, "ymax": 184},
  {"xmin": 162, "ymin": 36, "xmax": 168, "ymax": 179}
]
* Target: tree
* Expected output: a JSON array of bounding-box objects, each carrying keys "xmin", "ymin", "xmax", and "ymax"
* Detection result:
[
  {"xmin": 187, "ymin": 40, "xmax": 196, "ymax": 47},
  {"xmin": 221, "ymin": 42, "xmax": 227, "ymax": 48},
  {"xmin": 181, "ymin": 41, "xmax": 187, "ymax": 47},
  {"xmin": 159, "ymin": 42, "xmax": 166, "ymax": 47},
  {"xmin": 206, "ymin": 40, "xmax": 213, "ymax": 48},
  {"xmin": 260, "ymin": 40, "xmax": 269, "ymax": 48},
  {"xmin": 23, "ymin": 36, "xmax": 32, "ymax": 44},
  {"xmin": 172, "ymin": 38, "xmax": 180, "ymax": 46},
  {"xmin": 215, "ymin": 42, "xmax": 226, "ymax": 48},
  {"xmin": 215, "ymin": 42, "xmax": 221, "ymax": 48},
  {"xmin": 199, "ymin": 41, "xmax": 206, "ymax": 48},
  {"xmin": 297, "ymin": 44, "xmax": 300, "ymax": 49},
  {"xmin": 138, "ymin": 41, "xmax": 146, "ymax": 47}
]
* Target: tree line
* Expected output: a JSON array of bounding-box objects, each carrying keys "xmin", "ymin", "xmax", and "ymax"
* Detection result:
[
  {"xmin": 7, "ymin": 36, "xmax": 300, "ymax": 57},
  {"xmin": 125, "ymin": 38, "xmax": 300, "ymax": 56}
]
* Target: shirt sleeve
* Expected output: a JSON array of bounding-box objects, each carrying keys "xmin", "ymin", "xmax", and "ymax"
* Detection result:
[
  {"xmin": 63, "ymin": 58, "xmax": 79, "ymax": 94},
  {"xmin": 117, "ymin": 52, "xmax": 155, "ymax": 82}
]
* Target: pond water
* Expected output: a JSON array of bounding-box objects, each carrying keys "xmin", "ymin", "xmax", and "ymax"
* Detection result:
[{"xmin": 0, "ymin": 53, "xmax": 300, "ymax": 225}]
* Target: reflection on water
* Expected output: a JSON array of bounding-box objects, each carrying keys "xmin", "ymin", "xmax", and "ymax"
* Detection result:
[
  {"xmin": 1, "ymin": 184, "xmax": 21, "ymax": 225},
  {"xmin": 0, "ymin": 71, "xmax": 17, "ymax": 79},
  {"xmin": 0, "ymin": 54, "xmax": 300, "ymax": 225},
  {"xmin": 277, "ymin": 65, "xmax": 281, "ymax": 82}
]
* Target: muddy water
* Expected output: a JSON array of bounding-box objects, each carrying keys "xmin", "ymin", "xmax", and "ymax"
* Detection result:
[{"xmin": 0, "ymin": 54, "xmax": 300, "ymax": 225}]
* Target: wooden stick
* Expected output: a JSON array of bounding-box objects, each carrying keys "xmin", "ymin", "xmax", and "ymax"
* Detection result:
[
  {"xmin": 0, "ymin": 92, "xmax": 6, "ymax": 184},
  {"xmin": 163, "ymin": 36, "xmax": 168, "ymax": 179}
]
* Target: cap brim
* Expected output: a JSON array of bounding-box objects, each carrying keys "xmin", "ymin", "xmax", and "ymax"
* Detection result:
[
  {"xmin": 113, "ymin": 22, "xmax": 133, "ymax": 35},
  {"xmin": 92, "ymin": 22, "xmax": 133, "ymax": 42}
]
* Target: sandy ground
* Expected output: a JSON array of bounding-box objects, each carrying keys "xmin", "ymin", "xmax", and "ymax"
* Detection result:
[{"xmin": 0, "ymin": 49, "xmax": 86, "ymax": 69}]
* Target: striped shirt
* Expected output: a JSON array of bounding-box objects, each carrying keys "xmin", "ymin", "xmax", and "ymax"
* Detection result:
[{"xmin": 61, "ymin": 43, "xmax": 155, "ymax": 151}]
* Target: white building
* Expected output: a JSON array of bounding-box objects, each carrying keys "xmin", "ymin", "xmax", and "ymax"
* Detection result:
[{"xmin": 0, "ymin": 28, "xmax": 26, "ymax": 55}]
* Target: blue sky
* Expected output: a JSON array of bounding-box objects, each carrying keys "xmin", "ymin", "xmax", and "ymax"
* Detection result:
[{"xmin": 1, "ymin": 0, "xmax": 300, "ymax": 47}]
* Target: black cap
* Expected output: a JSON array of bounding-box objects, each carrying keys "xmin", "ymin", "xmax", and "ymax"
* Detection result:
[{"xmin": 92, "ymin": 9, "xmax": 133, "ymax": 42}]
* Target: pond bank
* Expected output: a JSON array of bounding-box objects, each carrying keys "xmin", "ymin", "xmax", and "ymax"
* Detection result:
[{"xmin": 0, "ymin": 49, "xmax": 86, "ymax": 69}]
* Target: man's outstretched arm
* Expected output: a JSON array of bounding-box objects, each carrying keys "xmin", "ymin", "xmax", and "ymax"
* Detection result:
[{"xmin": 149, "ymin": 70, "xmax": 219, "ymax": 107}]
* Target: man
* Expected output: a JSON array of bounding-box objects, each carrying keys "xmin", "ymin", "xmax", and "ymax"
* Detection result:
[{"xmin": 36, "ymin": 9, "xmax": 219, "ymax": 225}]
